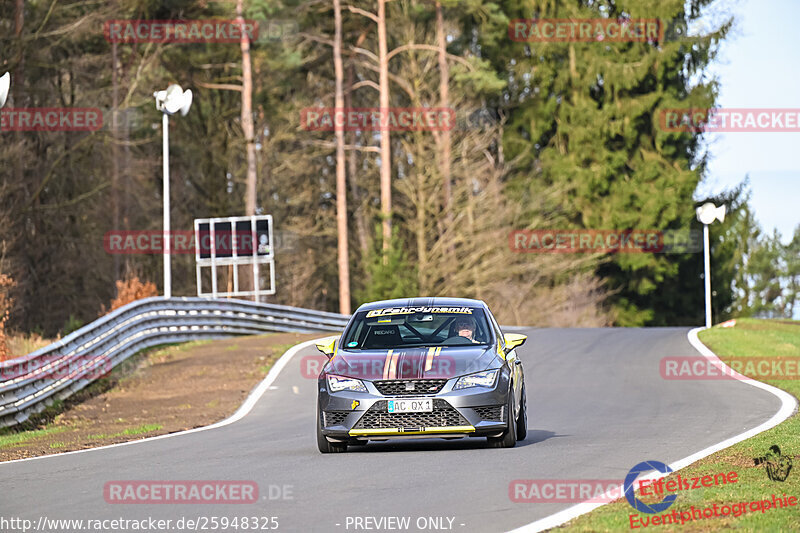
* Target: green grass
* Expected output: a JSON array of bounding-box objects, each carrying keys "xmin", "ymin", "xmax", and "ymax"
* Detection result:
[
  {"xmin": 699, "ymin": 318, "xmax": 799, "ymax": 361},
  {"xmin": 271, "ymin": 343, "xmax": 298, "ymax": 356},
  {"xmin": 257, "ymin": 342, "xmax": 296, "ymax": 374},
  {"xmin": 0, "ymin": 426, "xmax": 68, "ymax": 449},
  {"xmin": 557, "ymin": 318, "xmax": 800, "ymax": 532},
  {"xmin": 88, "ymin": 424, "xmax": 163, "ymax": 441},
  {"xmin": 148, "ymin": 341, "xmax": 212, "ymax": 362},
  {"xmin": 0, "ymin": 422, "xmax": 162, "ymax": 450},
  {"xmin": 120, "ymin": 423, "xmax": 162, "ymax": 435}
]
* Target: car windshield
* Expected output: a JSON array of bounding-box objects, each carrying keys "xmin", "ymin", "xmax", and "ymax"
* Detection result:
[{"xmin": 341, "ymin": 306, "xmax": 492, "ymax": 350}]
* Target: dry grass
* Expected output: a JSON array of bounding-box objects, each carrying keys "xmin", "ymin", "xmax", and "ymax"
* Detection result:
[{"xmin": 4, "ymin": 333, "xmax": 54, "ymax": 360}]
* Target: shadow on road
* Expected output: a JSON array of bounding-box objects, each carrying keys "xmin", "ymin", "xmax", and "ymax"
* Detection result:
[{"xmin": 347, "ymin": 428, "xmax": 564, "ymax": 453}]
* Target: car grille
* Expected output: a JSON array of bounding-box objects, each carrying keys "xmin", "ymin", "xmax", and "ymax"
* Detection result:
[
  {"xmin": 473, "ymin": 405, "xmax": 504, "ymax": 421},
  {"xmin": 323, "ymin": 411, "xmax": 350, "ymax": 426},
  {"xmin": 354, "ymin": 400, "xmax": 468, "ymax": 429},
  {"xmin": 373, "ymin": 379, "xmax": 448, "ymax": 396}
]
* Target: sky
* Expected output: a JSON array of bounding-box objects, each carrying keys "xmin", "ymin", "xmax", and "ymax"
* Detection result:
[{"xmin": 696, "ymin": 0, "xmax": 800, "ymax": 245}]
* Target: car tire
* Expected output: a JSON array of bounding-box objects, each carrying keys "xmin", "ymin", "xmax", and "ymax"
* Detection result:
[
  {"xmin": 317, "ymin": 409, "xmax": 348, "ymax": 453},
  {"xmin": 487, "ymin": 387, "xmax": 517, "ymax": 448},
  {"xmin": 516, "ymin": 383, "xmax": 527, "ymax": 441}
]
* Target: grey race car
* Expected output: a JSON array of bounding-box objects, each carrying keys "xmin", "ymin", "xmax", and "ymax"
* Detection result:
[{"xmin": 316, "ymin": 297, "xmax": 527, "ymax": 453}]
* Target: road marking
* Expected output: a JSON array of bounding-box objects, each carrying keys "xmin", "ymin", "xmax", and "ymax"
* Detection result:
[
  {"xmin": 0, "ymin": 337, "xmax": 324, "ymax": 466},
  {"xmin": 5, "ymin": 326, "xmax": 795, "ymax": 532},
  {"xmin": 507, "ymin": 327, "xmax": 798, "ymax": 533}
]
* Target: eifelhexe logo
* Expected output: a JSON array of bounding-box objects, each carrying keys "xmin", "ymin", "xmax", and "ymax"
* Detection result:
[{"xmin": 753, "ymin": 445, "xmax": 794, "ymax": 482}]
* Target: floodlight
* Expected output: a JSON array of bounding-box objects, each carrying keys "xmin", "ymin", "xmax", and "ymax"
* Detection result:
[
  {"xmin": 0, "ymin": 72, "xmax": 10, "ymax": 109},
  {"xmin": 154, "ymin": 84, "xmax": 192, "ymax": 116},
  {"xmin": 153, "ymin": 83, "xmax": 193, "ymax": 298},
  {"xmin": 695, "ymin": 202, "xmax": 726, "ymax": 329},
  {"xmin": 696, "ymin": 202, "xmax": 726, "ymax": 225},
  {"xmin": 179, "ymin": 89, "xmax": 192, "ymax": 116}
]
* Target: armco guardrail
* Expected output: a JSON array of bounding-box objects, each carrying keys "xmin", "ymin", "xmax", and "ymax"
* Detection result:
[{"xmin": 0, "ymin": 297, "xmax": 350, "ymax": 428}]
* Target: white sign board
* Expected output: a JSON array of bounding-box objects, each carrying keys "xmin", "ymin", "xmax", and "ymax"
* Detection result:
[{"xmin": 194, "ymin": 215, "xmax": 275, "ymax": 299}]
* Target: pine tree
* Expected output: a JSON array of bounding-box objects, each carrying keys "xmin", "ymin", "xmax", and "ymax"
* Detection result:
[{"xmin": 481, "ymin": 0, "xmax": 732, "ymax": 325}]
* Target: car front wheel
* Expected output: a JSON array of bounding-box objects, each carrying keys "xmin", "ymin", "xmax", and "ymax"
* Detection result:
[
  {"xmin": 317, "ymin": 408, "xmax": 348, "ymax": 453},
  {"xmin": 516, "ymin": 383, "xmax": 527, "ymax": 440},
  {"xmin": 487, "ymin": 387, "xmax": 517, "ymax": 448}
]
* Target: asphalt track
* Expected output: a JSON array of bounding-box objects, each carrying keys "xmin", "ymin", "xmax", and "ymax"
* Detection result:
[{"xmin": 0, "ymin": 327, "xmax": 785, "ymax": 533}]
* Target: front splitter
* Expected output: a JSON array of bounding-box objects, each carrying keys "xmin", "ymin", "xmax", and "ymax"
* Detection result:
[{"xmin": 348, "ymin": 425, "xmax": 476, "ymax": 437}]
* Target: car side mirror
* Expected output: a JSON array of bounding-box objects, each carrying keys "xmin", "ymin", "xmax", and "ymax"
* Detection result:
[
  {"xmin": 503, "ymin": 333, "xmax": 527, "ymax": 353},
  {"xmin": 315, "ymin": 336, "xmax": 339, "ymax": 358}
]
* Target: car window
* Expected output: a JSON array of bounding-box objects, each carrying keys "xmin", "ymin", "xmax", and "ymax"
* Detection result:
[
  {"xmin": 341, "ymin": 306, "xmax": 492, "ymax": 350},
  {"xmin": 487, "ymin": 310, "xmax": 504, "ymax": 349}
]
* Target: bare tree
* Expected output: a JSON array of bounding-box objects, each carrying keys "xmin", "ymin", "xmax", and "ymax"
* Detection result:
[
  {"xmin": 13, "ymin": 0, "xmax": 25, "ymax": 192},
  {"xmin": 348, "ymin": 1, "xmax": 393, "ymax": 259},
  {"xmin": 346, "ymin": 60, "xmax": 370, "ymax": 260},
  {"xmin": 333, "ymin": 0, "xmax": 351, "ymax": 314},
  {"xmin": 435, "ymin": 1, "xmax": 451, "ymax": 216},
  {"xmin": 377, "ymin": 0, "xmax": 392, "ymax": 258},
  {"xmin": 238, "ymin": 0, "xmax": 258, "ymax": 297},
  {"xmin": 111, "ymin": 39, "xmax": 121, "ymax": 283},
  {"xmin": 237, "ymin": 0, "xmax": 258, "ymax": 216}
]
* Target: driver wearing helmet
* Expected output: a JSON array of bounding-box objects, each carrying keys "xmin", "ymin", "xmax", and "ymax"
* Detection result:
[{"xmin": 453, "ymin": 316, "xmax": 479, "ymax": 343}]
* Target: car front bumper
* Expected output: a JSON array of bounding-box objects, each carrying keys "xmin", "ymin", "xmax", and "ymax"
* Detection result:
[{"xmin": 318, "ymin": 371, "xmax": 510, "ymax": 442}]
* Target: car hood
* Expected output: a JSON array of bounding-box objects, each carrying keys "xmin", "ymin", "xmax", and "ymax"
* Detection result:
[{"xmin": 326, "ymin": 345, "xmax": 500, "ymax": 380}]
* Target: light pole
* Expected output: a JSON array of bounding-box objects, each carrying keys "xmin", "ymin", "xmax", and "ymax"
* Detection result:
[
  {"xmin": 696, "ymin": 202, "xmax": 726, "ymax": 328},
  {"xmin": 0, "ymin": 72, "xmax": 10, "ymax": 109},
  {"xmin": 154, "ymin": 84, "xmax": 192, "ymax": 298}
]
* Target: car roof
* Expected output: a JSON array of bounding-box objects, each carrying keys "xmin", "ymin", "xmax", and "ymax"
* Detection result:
[{"xmin": 355, "ymin": 297, "xmax": 488, "ymax": 312}]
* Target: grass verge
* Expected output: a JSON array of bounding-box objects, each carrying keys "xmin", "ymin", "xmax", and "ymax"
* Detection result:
[
  {"xmin": 554, "ymin": 318, "xmax": 800, "ymax": 531},
  {"xmin": 0, "ymin": 332, "xmax": 320, "ymax": 461}
]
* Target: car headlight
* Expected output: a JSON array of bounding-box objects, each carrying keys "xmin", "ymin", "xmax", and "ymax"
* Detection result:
[
  {"xmin": 327, "ymin": 375, "xmax": 368, "ymax": 393},
  {"xmin": 454, "ymin": 369, "xmax": 499, "ymax": 390}
]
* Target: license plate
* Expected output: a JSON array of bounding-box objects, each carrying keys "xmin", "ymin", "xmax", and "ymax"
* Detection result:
[{"xmin": 387, "ymin": 399, "xmax": 433, "ymax": 413}]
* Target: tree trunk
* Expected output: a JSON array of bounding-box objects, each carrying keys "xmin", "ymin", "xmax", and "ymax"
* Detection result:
[
  {"xmin": 237, "ymin": 0, "xmax": 258, "ymax": 298},
  {"xmin": 13, "ymin": 0, "xmax": 23, "ymax": 94},
  {"xmin": 14, "ymin": 0, "xmax": 25, "ymax": 193},
  {"xmin": 238, "ymin": 0, "xmax": 257, "ymax": 216},
  {"xmin": 333, "ymin": 0, "xmax": 351, "ymax": 314},
  {"xmin": 415, "ymin": 166, "xmax": 428, "ymax": 294},
  {"xmin": 346, "ymin": 62, "xmax": 369, "ymax": 260},
  {"xmin": 436, "ymin": 2, "xmax": 451, "ymax": 215},
  {"xmin": 377, "ymin": 0, "xmax": 392, "ymax": 259},
  {"xmin": 111, "ymin": 40, "xmax": 121, "ymax": 283}
]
